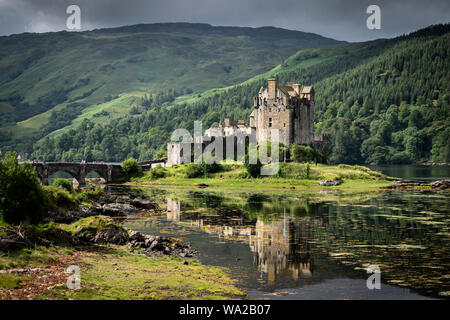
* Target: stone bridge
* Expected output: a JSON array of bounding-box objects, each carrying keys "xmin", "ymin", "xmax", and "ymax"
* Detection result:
[{"xmin": 31, "ymin": 162, "xmax": 124, "ymax": 186}]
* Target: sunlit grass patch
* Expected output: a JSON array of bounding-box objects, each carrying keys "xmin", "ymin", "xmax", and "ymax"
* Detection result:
[{"xmin": 45, "ymin": 246, "xmax": 245, "ymax": 300}]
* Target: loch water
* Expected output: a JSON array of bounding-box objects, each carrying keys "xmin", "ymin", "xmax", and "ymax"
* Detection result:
[{"xmin": 119, "ymin": 179, "xmax": 449, "ymax": 300}]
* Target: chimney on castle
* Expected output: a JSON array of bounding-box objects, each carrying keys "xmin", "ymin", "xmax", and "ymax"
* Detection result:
[{"xmin": 267, "ymin": 78, "xmax": 277, "ymax": 100}]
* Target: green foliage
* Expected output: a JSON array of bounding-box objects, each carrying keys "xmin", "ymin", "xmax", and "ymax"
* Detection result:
[
  {"xmin": 154, "ymin": 149, "xmax": 166, "ymax": 160},
  {"xmin": 316, "ymin": 32, "xmax": 450, "ymax": 164},
  {"xmin": 185, "ymin": 164, "xmax": 204, "ymax": 178},
  {"xmin": 291, "ymin": 144, "xmax": 320, "ymax": 163},
  {"xmin": 53, "ymin": 178, "xmax": 73, "ymax": 193},
  {"xmin": 202, "ymin": 161, "xmax": 223, "ymax": 175},
  {"xmin": 77, "ymin": 186, "xmax": 103, "ymax": 202},
  {"xmin": 121, "ymin": 158, "xmax": 142, "ymax": 178},
  {"xmin": 149, "ymin": 165, "xmax": 168, "ymax": 179},
  {"xmin": 43, "ymin": 186, "xmax": 77, "ymax": 209},
  {"xmin": 0, "ymin": 152, "xmax": 45, "ymax": 224},
  {"xmin": 244, "ymin": 159, "xmax": 262, "ymax": 178},
  {"xmin": 0, "ymin": 273, "xmax": 30, "ymax": 289},
  {"xmin": 184, "ymin": 160, "xmax": 223, "ymax": 178},
  {"xmin": 303, "ymin": 163, "xmax": 311, "ymax": 179},
  {"xmin": 66, "ymin": 215, "xmax": 123, "ymax": 235}
]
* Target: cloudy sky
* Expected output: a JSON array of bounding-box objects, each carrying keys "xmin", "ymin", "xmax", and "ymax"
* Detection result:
[{"xmin": 0, "ymin": 0, "xmax": 449, "ymax": 41}]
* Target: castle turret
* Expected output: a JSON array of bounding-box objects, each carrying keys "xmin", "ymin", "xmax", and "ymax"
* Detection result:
[{"xmin": 267, "ymin": 78, "xmax": 277, "ymax": 100}]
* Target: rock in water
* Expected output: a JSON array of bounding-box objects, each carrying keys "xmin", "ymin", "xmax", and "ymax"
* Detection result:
[
  {"xmin": 102, "ymin": 203, "xmax": 137, "ymax": 216},
  {"xmin": 430, "ymin": 180, "xmax": 449, "ymax": 189},
  {"xmin": 318, "ymin": 179, "xmax": 342, "ymax": 186},
  {"xmin": 131, "ymin": 198, "xmax": 159, "ymax": 210}
]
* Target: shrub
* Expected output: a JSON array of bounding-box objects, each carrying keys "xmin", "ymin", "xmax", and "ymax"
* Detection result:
[
  {"xmin": 302, "ymin": 163, "xmax": 311, "ymax": 179},
  {"xmin": 0, "ymin": 152, "xmax": 46, "ymax": 224},
  {"xmin": 184, "ymin": 160, "xmax": 223, "ymax": 178},
  {"xmin": 149, "ymin": 165, "xmax": 167, "ymax": 179},
  {"xmin": 121, "ymin": 158, "xmax": 142, "ymax": 178},
  {"xmin": 244, "ymin": 155, "xmax": 262, "ymax": 178},
  {"xmin": 77, "ymin": 186, "xmax": 103, "ymax": 202},
  {"xmin": 43, "ymin": 186, "xmax": 77, "ymax": 209},
  {"xmin": 185, "ymin": 163, "xmax": 204, "ymax": 178},
  {"xmin": 202, "ymin": 161, "xmax": 222, "ymax": 174},
  {"xmin": 291, "ymin": 144, "xmax": 316, "ymax": 162},
  {"xmin": 53, "ymin": 178, "xmax": 73, "ymax": 193}
]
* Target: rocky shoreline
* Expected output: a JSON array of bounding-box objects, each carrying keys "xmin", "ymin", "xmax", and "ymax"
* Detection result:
[
  {"xmin": 0, "ymin": 192, "xmax": 198, "ymax": 260},
  {"xmin": 44, "ymin": 193, "xmax": 160, "ymax": 223},
  {"xmin": 383, "ymin": 179, "xmax": 449, "ymax": 190}
]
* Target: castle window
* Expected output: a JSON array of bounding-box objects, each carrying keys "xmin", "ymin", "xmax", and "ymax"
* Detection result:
[{"xmin": 268, "ymin": 118, "xmax": 272, "ymax": 127}]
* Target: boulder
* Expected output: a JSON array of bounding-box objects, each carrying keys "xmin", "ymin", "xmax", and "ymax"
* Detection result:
[
  {"xmin": 318, "ymin": 179, "xmax": 342, "ymax": 186},
  {"xmin": 131, "ymin": 198, "xmax": 159, "ymax": 210},
  {"xmin": 128, "ymin": 230, "xmax": 143, "ymax": 241},
  {"xmin": 0, "ymin": 236, "xmax": 31, "ymax": 253},
  {"xmin": 102, "ymin": 203, "xmax": 136, "ymax": 216},
  {"xmin": 94, "ymin": 226, "xmax": 129, "ymax": 245}
]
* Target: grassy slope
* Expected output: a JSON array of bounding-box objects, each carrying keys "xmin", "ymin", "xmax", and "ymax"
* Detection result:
[
  {"xmin": 28, "ymin": 47, "xmax": 344, "ymax": 144},
  {"xmin": 0, "ymin": 23, "xmax": 343, "ymax": 142},
  {"xmin": 129, "ymin": 163, "xmax": 394, "ymax": 191}
]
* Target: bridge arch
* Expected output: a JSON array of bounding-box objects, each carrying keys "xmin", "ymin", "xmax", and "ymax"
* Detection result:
[
  {"xmin": 48, "ymin": 170, "xmax": 80, "ymax": 186},
  {"xmin": 31, "ymin": 162, "xmax": 124, "ymax": 187},
  {"xmin": 85, "ymin": 169, "xmax": 107, "ymax": 183}
]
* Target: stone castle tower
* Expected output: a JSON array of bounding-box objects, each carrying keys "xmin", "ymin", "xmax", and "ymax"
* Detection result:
[
  {"xmin": 166, "ymin": 78, "xmax": 324, "ymax": 166},
  {"xmin": 250, "ymin": 78, "xmax": 315, "ymax": 145}
]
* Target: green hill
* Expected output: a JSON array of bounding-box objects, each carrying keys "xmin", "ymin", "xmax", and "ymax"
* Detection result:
[
  {"xmin": 0, "ymin": 23, "xmax": 343, "ymax": 142},
  {"xmin": 1, "ymin": 23, "xmax": 449, "ymax": 165}
]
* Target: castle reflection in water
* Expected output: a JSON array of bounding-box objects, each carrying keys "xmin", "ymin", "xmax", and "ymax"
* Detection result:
[{"xmin": 166, "ymin": 198, "xmax": 326, "ymax": 283}]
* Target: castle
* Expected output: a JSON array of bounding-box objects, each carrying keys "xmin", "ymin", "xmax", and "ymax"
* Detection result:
[
  {"xmin": 167, "ymin": 78, "xmax": 326, "ymax": 166},
  {"xmin": 205, "ymin": 78, "xmax": 315, "ymax": 145}
]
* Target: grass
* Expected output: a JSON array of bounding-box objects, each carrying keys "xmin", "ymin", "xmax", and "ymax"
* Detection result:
[
  {"xmin": 44, "ymin": 246, "xmax": 246, "ymax": 300},
  {"xmin": 129, "ymin": 162, "xmax": 394, "ymax": 191},
  {"xmin": 0, "ymin": 215, "xmax": 246, "ymax": 300},
  {"xmin": 64, "ymin": 216, "xmax": 124, "ymax": 235},
  {"xmin": 0, "ymin": 247, "xmax": 58, "ymax": 270},
  {"xmin": 0, "ymin": 274, "xmax": 31, "ymax": 289}
]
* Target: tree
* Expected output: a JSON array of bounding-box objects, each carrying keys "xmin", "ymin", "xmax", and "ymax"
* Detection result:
[
  {"xmin": 0, "ymin": 152, "xmax": 45, "ymax": 224},
  {"xmin": 53, "ymin": 178, "xmax": 74, "ymax": 193},
  {"xmin": 154, "ymin": 149, "xmax": 166, "ymax": 160},
  {"xmin": 290, "ymin": 144, "xmax": 315, "ymax": 162},
  {"xmin": 121, "ymin": 158, "xmax": 141, "ymax": 178}
]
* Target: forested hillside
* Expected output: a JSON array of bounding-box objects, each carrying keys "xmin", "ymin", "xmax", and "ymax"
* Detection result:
[
  {"xmin": 0, "ymin": 22, "xmax": 343, "ymax": 148},
  {"xmin": 315, "ymin": 31, "xmax": 450, "ymax": 164},
  {"xmin": 3, "ymin": 23, "xmax": 450, "ymax": 164}
]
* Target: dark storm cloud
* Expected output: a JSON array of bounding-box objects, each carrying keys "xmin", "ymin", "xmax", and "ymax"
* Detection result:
[{"xmin": 0, "ymin": 0, "xmax": 449, "ymax": 41}]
